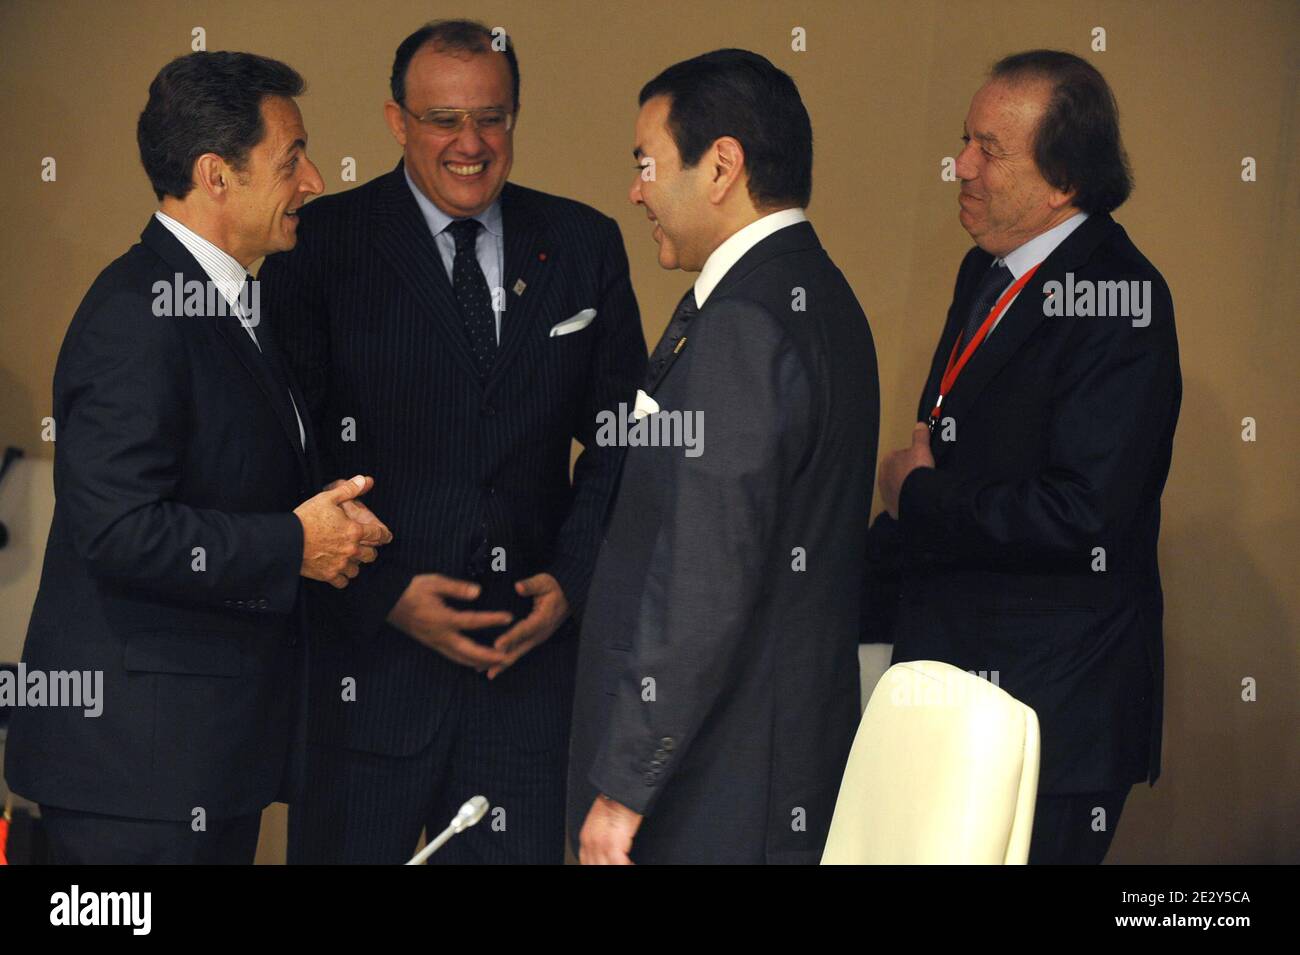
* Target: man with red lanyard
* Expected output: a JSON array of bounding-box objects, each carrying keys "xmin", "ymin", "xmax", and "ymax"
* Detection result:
[{"xmin": 868, "ymin": 50, "xmax": 1181, "ymax": 864}]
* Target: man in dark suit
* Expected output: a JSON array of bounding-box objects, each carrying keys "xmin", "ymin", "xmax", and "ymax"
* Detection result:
[
  {"xmin": 569, "ymin": 50, "xmax": 880, "ymax": 865},
  {"xmin": 3, "ymin": 52, "xmax": 392, "ymax": 864},
  {"xmin": 870, "ymin": 50, "xmax": 1181, "ymax": 864},
  {"xmin": 258, "ymin": 20, "xmax": 646, "ymax": 864}
]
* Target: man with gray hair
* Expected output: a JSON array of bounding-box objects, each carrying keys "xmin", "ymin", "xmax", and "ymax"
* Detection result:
[{"xmin": 870, "ymin": 50, "xmax": 1181, "ymax": 864}]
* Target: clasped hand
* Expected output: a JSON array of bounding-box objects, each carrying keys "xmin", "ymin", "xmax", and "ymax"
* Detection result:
[{"xmin": 387, "ymin": 571, "xmax": 570, "ymax": 678}]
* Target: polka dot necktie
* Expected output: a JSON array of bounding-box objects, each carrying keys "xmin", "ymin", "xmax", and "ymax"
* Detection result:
[{"xmin": 448, "ymin": 218, "xmax": 497, "ymax": 376}]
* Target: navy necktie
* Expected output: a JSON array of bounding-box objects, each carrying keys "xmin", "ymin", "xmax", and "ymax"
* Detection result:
[
  {"xmin": 448, "ymin": 218, "xmax": 496, "ymax": 376},
  {"xmin": 646, "ymin": 286, "xmax": 698, "ymax": 385},
  {"xmin": 962, "ymin": 261, "xmax": 1013, "ymax": 345}
]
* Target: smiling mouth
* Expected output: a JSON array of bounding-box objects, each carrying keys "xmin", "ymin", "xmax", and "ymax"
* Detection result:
[{"xmin": 446, "ymin": 161, "xmax": 487, "ymax": 177}]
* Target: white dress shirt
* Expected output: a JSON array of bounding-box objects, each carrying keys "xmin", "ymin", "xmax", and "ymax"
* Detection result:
[
  {"xmin": 987, "ymin": 210, "xmax": 1089, "ymax": 335},
  {"xmin": 693, "ymin": 207, "xmax": 809, "ymax": 308},
  {"xmin": 404, "ymin": 168, "xmax": 506, "ymax": 342},
  {"xmin": 154, "ymin": 211, "xmax": 306, "ymax": 450}
]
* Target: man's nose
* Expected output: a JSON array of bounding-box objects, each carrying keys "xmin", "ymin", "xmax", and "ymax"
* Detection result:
[
  {"xmin": 955, "ymin": 142, "xmax": 980, "ymax": 181},
  {"xmin": 629, "ymin": 175, "xmax": 643, "ymax": 206},
  {"xmin": 303, "ymin": 159, "xmax": 325, "ymax": 195},
  {"xmin": 453, "ymin": 120, "xmax": 488, "ymax": 154}
]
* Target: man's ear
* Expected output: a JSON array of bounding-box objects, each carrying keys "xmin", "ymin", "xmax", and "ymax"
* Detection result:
[
  {"xmin": 383, "ymin": 101, "xmax": 408, "ymax": 148},
  {"xmin": 707, "ymin": 136, "xmax": 747, "ymax": 206},
  {"xmin": 1047, "ymin": 182, "xmax": 1077, "ymax": 212},
  {"xmin": 192, "ymin": 153, "xmax": 228, "ymax": 201}
]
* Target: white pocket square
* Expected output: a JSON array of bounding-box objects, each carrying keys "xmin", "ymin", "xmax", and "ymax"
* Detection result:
[
  {"xmin": 549, "ymin": 308, "xmax": 597, "ymax": 337},
  {"xmin": 632, "ymin": 388, "xmax": 659, "ymax": 420}
]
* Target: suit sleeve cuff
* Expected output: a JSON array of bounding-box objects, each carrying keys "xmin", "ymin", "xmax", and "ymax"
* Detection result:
[
  {"xmin": 587, "ymin": 765, "xmax": 657, "ymax": 817},
  {"xmin": 548, "ymin": 554, "xmax": 592, "ymax": 619},
  {"xmin": 263, "ymin": 511, "xmax": 305, "ymax": 614},
  {"xmin": 898, "ymin": 465, "xmax": 951, "ymax": 547},
  {"xmin": 331, "ymin": 558, "xmax": 414, "ymax": 641}
]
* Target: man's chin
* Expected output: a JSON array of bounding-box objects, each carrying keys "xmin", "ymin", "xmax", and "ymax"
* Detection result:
[{"xmin": 440, "ymin": 177, "xmax": 505, "ymax": 216}]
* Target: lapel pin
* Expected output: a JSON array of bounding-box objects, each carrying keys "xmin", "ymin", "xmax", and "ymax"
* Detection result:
[
  {"xmin": 513, "ymin": 278, "xmax": 527, "ymax": 296},
  {"xmin": 538, "ymin": 252, "xmax": 548, "ymax": 262}
]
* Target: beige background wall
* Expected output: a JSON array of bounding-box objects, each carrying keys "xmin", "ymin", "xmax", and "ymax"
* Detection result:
[{"xmin": 0, "ymin": 0, "xmax": 1295, "ymax": 864}]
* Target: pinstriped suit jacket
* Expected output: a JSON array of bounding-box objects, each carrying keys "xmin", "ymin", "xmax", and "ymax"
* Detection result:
[{"xmin": 259, "ymin": 163, "xmax": 646, "ymax": 757}]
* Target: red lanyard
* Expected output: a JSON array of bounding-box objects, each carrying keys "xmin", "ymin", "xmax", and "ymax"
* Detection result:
[{"xmin": 928, "ymin": 262, "xmax": 1042, "ymax": 427}]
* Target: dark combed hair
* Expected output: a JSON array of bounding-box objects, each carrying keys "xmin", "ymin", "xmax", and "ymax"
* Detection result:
[
  {"xmin": 639, "ymin": 49, "xmax": 812, "ymax": 209},
  {"xmin": 390, "ymin": 19, "xmax": 520, "ymax": 110},
  {"xmin": 991, "ymin": 49, "xmax": 1133, "ymax": 215},
  {"xmin": 136, "ymin": 51, "xmax": 304, "ymax": 201}
]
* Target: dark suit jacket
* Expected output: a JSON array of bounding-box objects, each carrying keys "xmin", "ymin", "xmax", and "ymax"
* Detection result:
[
  {"xmin": 567, "ymin": 220, "xmax": 880, "ymax": 863},
  {"xmin": 4, "ymin": 216, "xmax": 318, "ymax": 822},
  {"xmin": 257, "ymin": 163, "xmax": 646, "ymax": 758},
  {"xmin": 866, "ymin": 212, "xmax": 1181, "ymax": 794}
]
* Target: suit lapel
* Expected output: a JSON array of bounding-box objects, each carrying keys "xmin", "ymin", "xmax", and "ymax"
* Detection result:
[
  {"xmin": 140, "ymin": 217, "xmax": 310, "ymax": 479},
  {"xmin": 371, "ymin": 163, "xmax": 485, "ymax": 383},
  {"xmin": 214, "ymin": 316, "xmax": 311, "ymax": 471},
  {"xmin": 930, "ymin": 214, "xmax": 1117, "ymax": 463},
  {"xmin": 607, "ymin": 220, "xmax": 821, "ymax": 528},
  {"xmin": 253, "ymin": 325, "xmax": 315, "ymax": 480},
  {"xmin": 489, "ymin": 183, "xmax": 554, "ymax": 392},
  {"xmin": 646, "ymin": 220, "xmax": 823, "ymax": 398}
]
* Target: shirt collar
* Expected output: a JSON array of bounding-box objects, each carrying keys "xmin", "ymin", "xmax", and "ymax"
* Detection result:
[
  {"xmin": 693, "ymin": 207, "xmax": 808, "ymax": 308},
  {"xmin": 1000, "ymin": 210, "xmax": 1089, "ymax": 278},
  {"xmin": 404, "ymin": 166, "xmax": 503, "ymax": 240},
  {"xmin": 152, "ymin": 210, "xmax": 250, "ymax": 307}
]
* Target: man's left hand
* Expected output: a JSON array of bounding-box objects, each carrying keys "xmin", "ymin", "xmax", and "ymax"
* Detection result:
[
  {"xmin": 878, "ymin": 422, "xmax": 936, "ymax": 519},
  {"xmin": 485, "ymin": 572, "xmax": 570, "ymax": 680},
  {"xmin": 578, "ymin": 795, "xmax": 643, "ymax": 865}
]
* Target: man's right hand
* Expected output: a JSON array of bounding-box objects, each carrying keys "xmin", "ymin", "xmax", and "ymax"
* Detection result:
[
  {"xmin": 294, "ymin": 474, "xmax": 388, "ymax": 589},
  {"xmin": 386, "ymin": 574, "xmax": 513, "ymax": 671}
]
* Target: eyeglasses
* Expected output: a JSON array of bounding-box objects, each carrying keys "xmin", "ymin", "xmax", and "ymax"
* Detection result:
[{"xmin": 400, "ymin": 104, "xmax": 514, "ymax": 136}]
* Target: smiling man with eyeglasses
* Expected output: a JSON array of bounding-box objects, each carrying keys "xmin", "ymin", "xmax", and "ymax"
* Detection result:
[{"xmin": 258, "ymin": 18, "xmax": 646, "ymax": 865}]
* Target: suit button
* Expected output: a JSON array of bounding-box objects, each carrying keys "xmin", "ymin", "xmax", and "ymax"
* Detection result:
[
  {"xmin": 257, "ymin": 598, "xmax": 268, "ymax": 610},
  {"xmin": 648, "ymin": 759, "xmax": 663, "ymax": 770},
  {"xmin": 659, "ymin": 737, "xmax": 675, "ymax": 750},
  {"xmin": 480, "ymin": 404, "xmax": 496, "ymax": 417},
  {"xmin": 236, "ymin": 600, "xmax": 245, "ymax": 608},
  {"xmin": 643, "ymin": 772, "xmax": 656, "ymax": 786},
  {"xmin": 653, "ymin": 748, "xmax": 668, "ymax": 761}
]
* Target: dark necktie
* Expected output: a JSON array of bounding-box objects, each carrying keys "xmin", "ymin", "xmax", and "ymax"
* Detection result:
[
  {"xmin": 448, "ymin": 218, "xmax": 496, "ymax": 376},
  {"xmin": 238, "ymin": 273, "xmax": 306, "ymax": 452},
  {"xmin": 962, "ymin": 261, "xmax": 1013, "ymax": 346},
  {"xmin": 646, "ymin": 286, "xmax": 699, "ymax": 385}
]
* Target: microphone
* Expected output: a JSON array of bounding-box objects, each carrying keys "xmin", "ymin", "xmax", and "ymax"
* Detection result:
[{"xmin": 404, "ymin": 795, "xmax": 489, "ymax": 865}]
